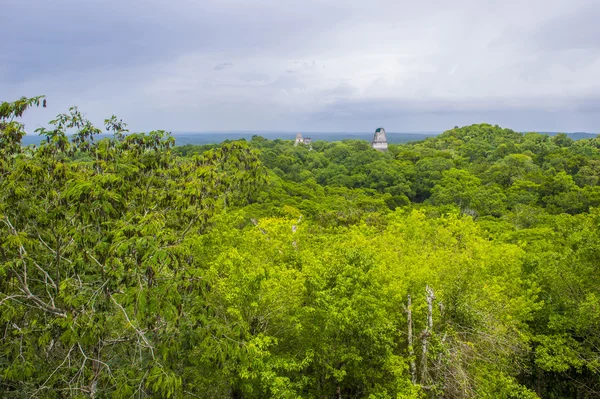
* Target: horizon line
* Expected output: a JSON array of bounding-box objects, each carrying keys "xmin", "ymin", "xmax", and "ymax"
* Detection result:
[{"xmin": 21, "ymin": 130, "xmax": 599, "ymax": 137}]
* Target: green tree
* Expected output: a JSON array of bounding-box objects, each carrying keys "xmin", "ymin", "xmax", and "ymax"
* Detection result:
[{"xmin": 0, "ymin": 98, "xmax": 267, "ymax": 398}]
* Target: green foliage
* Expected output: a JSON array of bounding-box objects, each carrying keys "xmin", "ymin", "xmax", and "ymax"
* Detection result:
[
  {"xmin": 2, "ymin": 100, "xmax": 600, "ymax": 398},
  {"xmin": 0, "ymin": 96, "xmax": 46, "ymax": 165},
  {"xmin": 0, "ymin": 97, "xmax": 266, "ymax": 398}
]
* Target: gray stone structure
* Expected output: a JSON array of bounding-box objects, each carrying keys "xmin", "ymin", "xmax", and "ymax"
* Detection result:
[
  {"xmin": 294, "ymin": 133, "xmax": 312, "ymax": 146},
  {"xmin": 371, "ymin": 127, "xmax": 388, "ymax": 151}
]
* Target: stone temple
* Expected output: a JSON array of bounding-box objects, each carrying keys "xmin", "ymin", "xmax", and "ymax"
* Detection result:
[
  {"xmin": 371, "ymin": 127, "xmax": 388, "ymax": 151},
  {"xmin": 294, "ymin": 133, "xmax": 312, "ymax": 146}
]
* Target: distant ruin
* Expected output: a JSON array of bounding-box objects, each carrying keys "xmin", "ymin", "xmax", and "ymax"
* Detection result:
[
  {"xmin": 294, "ymin": 133, "xmax": 312, "ymax": 146},
  {"xmin": 371, "ymin": 127, "xmax": 388, "ymax": 151}
]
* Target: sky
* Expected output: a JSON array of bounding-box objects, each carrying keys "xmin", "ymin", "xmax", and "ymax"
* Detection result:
[{"xmin": 2, "ymin": 0, "xmax": 600, "ymax": 133}]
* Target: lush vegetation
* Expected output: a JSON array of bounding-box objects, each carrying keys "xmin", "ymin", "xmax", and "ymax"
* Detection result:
[{"xmin": 2, "ymin": 97, "xmax": 600, "ymax": 398}]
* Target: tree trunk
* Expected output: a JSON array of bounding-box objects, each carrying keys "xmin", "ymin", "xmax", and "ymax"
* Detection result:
[
  {"xmin": 420, "ymin": 285, "xmax": 435, "ymax": 385},
  {"xmin": 407, "ymin": 294, "xmax": 417, "ymax": 384}
]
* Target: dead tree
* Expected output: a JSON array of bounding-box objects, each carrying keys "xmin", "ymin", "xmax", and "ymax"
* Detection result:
[
  {"xmin": 420, "ymin": 285, "xmax": 436, "ymax": 385},
  {"xmin": 406, "ymin": 294, "xmax": 417, "ymax": 384}
]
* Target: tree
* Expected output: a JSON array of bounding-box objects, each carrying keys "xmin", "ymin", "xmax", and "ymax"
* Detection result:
[
  {"xmin": 0, "ymin": 98, "xmax": 267, "ymax": 398},
  {"xmin": 429, "ymin": 169, "xmax": 481, "ymax": 212},
  {"xmin": 0, "ymin": 96, "xmax": 45, "ymax": 165}
]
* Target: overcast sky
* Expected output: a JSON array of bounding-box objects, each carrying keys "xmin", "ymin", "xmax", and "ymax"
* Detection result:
[{"xmin": 2, "ymin": 0, "xmax": 599, "ymax": 133}]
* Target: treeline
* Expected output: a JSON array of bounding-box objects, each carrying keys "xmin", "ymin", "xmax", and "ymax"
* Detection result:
[
  {"xmin": 234, "ymin": 125, "xmax": 600, "ymax": 218},
  {"xmin": 1, "ymin": 97, "xmax": 599, "ymax": 398}
]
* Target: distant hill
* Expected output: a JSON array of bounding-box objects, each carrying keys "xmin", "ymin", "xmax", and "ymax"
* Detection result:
[
  {"xmin": 538, "ymin": 132, "xmax": 598, "ymax": 141},
  {"xmin": 172, "ymin": 132, "xmax": 441, "ymax": 145},
  {"xmin": 19, "ymin": 131, "xmax": 440, "ymax": 146},
  {"xmin": 20, "ymin": 130, "xmax": 597, "ymax": 147}
]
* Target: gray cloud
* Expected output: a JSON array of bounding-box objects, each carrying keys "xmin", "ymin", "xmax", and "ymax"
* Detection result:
[
  {"xmin": 528, "ymin": 4, "xmax": 600, "ymax": 52},
  {"xmin": 214, "ymin": 62, "xmax": 234, "ymax": 71},
  {"xmin": 1, "ymin": 0, "xmax": 599, "ymax": 133}
]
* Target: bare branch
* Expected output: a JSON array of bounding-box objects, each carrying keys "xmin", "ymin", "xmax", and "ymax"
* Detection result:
[
  {"xmin": 110, "ymin": 295, "xmax": 155, "ymax": 360},
  {"xmin": 420, "ymin": 285, "xmax": 436, "ymax": 385},
  {"xmin": 406, "ymin": 294, "xmax": 417, "ymax": 384},
  {"xmin": 32, "ymin": 344, "xmax": 76, "ymax": 398}
]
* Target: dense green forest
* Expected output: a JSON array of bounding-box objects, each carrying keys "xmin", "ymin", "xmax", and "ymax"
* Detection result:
[{"xmin": 2, "ymin": 96, "xmax": 600, "ymax": 398}]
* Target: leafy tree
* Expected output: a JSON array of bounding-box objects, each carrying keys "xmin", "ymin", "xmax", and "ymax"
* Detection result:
[
  {"xmin": 0, "ymin": 98, "xmax": 266, "ymax": 398},
  {"xmin": 3, "ymin": 102, "xmax": 600, "ymax": 399}
]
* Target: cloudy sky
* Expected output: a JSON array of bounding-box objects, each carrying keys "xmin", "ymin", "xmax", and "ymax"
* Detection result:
[{"xmin": 2, "ymin": 0, "xmax": 599, "ymax": 133}]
